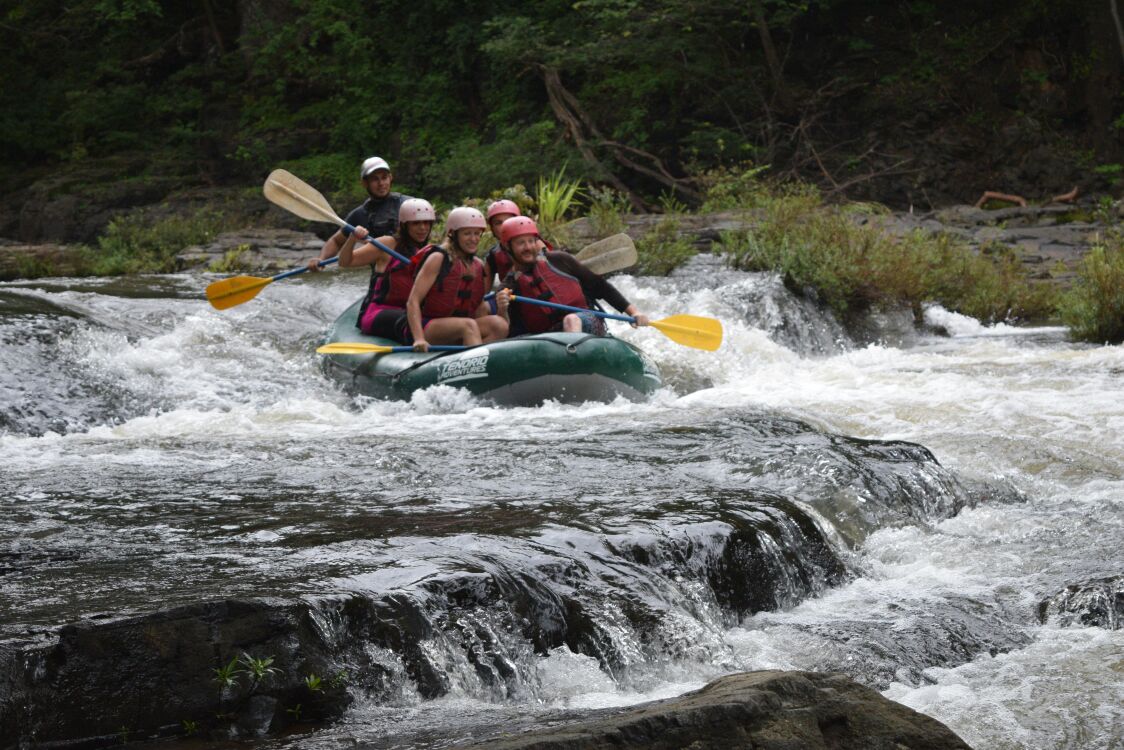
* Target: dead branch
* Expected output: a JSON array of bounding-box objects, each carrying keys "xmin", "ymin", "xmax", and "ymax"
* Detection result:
[
  {"xmin": 975, "ymin": 191, "xmax": 1028, "ymax": 208},
  {"xmin": 540, "ymin": 66, "xmax": 647, "ymax": 210},
  {"xmin": 1049, "ymin": 186, "xmax": 1079, "ymax": 204}
]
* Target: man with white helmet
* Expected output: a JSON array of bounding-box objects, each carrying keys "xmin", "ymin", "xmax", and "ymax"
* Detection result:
[{"xmin": 305, "ymin": 156, "xmax": 411, "ymax": 271}]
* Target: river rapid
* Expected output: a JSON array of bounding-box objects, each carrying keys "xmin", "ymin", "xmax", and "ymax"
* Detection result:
[{"xmin": 1, "ymin": 257, "xmax": 1121, "ymax": 749}]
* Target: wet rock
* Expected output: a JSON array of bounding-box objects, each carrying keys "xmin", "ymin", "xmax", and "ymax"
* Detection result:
[
  {"xmin": 1038, "ymin": 575, "xmax": 1124, "ymax": 630},
  {"xmin": 176, "ymin": 228, "xmax": 322, "ymax": 272},
  {"xmin": 460, "ymin": 671, "xmax": 972, "ymax": 750},
  {"xmin": 0, "ymin": 243, "xmax": 87, "ymax": 281}
]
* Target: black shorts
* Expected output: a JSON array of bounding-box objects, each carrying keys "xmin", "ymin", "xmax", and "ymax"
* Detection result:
[{"xmin": 367, "ymin": 309, "xmax": 413, "ymax": 343}]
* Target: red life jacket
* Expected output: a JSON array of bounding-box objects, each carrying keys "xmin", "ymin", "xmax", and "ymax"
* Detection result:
[
  {"xmin": 415, "ymin": 248, "xmax": 487, "ymax": 319},
  {"xmin": 509, "ymin": 257, "xmax": 588, "ymax": 333},
  {"xmin": 357, "ymin": 242, "xmax": 429, "ymax": 327},
  {"xmin": 486, "ymin": 244, "xmax": 514, "ymax": 283}
]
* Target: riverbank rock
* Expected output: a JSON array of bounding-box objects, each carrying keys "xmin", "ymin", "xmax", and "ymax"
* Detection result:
[
  {"xmin": 0, "ymin": 241, "xmax": 88, "ymax": 281},
  {"xmin": 462, "ymin": 671, "xmax": 971, "ymax": 750},
  {"xmin": 1038, "ymin": 575, "xmax": 1124, "ymax": 630},
  {"xmin": 176, "ymin": 228, "xmax": 323, "ymax": 272}
]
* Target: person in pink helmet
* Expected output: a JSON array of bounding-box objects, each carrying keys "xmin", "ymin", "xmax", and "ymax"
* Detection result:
[
  {"xmin": 338, "ymin": 198, "xmax": 435, "ymax": 337},
  {"xmin": 405, "ymin": 207, "xmax": 510, "ymax": 352},
  {"xmin": 483, "ymin": 199, "xmax": 522, "ymax": 287},
  {"xmin": 499, "ymin": 216, "xmax": 649, "ymax": 336},
  {"xmin": 304, "ymin": 156, "xmax": 411, "ymax": 272}
]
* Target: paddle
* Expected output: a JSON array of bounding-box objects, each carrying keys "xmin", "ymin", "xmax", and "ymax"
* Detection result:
[
  {"xmin": 573, "ymin": 233, "xmax": 637, "ymax": 275},
  {"xmin": 317, "ymin": 342, "xmax": 467, "ymax": 355},
  {"xmin": 509, "ymin": 295, "xmax": 722, "ymax": 351},
  {"xmin": 205, "ymin": 169, "xmax": 410, "ymax": 310}
]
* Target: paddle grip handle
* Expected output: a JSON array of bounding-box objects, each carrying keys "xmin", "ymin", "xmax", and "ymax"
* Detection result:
[
  {"xmin": 343, "ymin": 223, "xmax": 411, "ymax": 265},
  {"xmin": 511, "ymin": 295, "xmax": 635, "ymax": 323}
]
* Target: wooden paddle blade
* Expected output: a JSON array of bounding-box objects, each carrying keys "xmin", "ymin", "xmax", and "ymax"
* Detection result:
[
  {"xmin": 650, "ymin": 314, "xmax": 723, "ymax": 351},
  {"xmin": 263, "ymin": 169, "xmax": 343, "ymax": 225},
  {"xmin": 575, "ymin": 233, "xmax": 638, "ymax": 275},
  {"xmin": 316, "ymin": 342, "xmax": 395, "ymax": 355},
  {"xmin": 205, "ymin": 275, "xmax": 271, "ymax": 310}
]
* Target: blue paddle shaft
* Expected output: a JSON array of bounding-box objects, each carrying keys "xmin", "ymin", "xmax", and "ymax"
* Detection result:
[
  {"xmin": 268, "ymin": 226, "xmax": 410, "ymax": 283},
  {"xmin": 390, "ymin": 345, "xmax": 466, "ymax": 352},
  {"xmin": 270, "ymin": 256, "xmax": 338, "ymax": 282},
  {"xmin": 344, "ymin": 223, "xmax": 410, "ymax": 264},
  {"xmin": 510, "ymin": 294, "xmax": 635, "ymax": 323}
]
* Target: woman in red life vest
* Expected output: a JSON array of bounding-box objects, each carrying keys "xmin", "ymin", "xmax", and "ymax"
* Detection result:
[
  {"xmin": 406, "ymin": 207, "xmax": 511, "ymax": 352},
  {"xmin": 483, "ymin": 199, "xmax": 521, "ymax": 288},
  {"xmin": 499, "ymin": 216, "xmax": 650, "ymax": 336},
  {"xmin": 339, "ymin": 198, "xmax": 436, "ymax": 339}
]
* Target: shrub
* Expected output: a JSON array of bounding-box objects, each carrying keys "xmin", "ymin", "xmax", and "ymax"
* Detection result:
[
  {"xmin": 586, "ymin": 185, "xmax": 630, "ymax": 238},
  {"xmin": 92, "ymin": 209, "xmax": 231, "ymax": 275},
  {"xmin": 637, "ymin": 217, "xmax": 698, "ymax": 276},
  {"xmin": 721, "ymin": 186, "xmax": 1056, "ymax": 322},
  {"xmin": 698, "ymin": 163, "xmax": 772, "ymax": 211},
  {"xmin": 1059, "ymin": 231, "xmax": 1124, "ymax": 343}
]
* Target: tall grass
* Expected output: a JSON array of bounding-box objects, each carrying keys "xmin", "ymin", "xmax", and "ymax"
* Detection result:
[{"xmin": 1059, "ymin": 231, "xmax": 1124, "ymax": 343}]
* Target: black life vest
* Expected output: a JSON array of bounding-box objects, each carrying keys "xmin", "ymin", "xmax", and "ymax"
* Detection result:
[
  {"xmin": 485, "ymin": 244, "xmax": 514, "ymax": 284},
  {"xmin": 508, "ymin": 257, "xmax": 588, "ymax": 333},
  {"xmin": 415, "ymin": 248, "xmax": 487, "ymax": 319}
]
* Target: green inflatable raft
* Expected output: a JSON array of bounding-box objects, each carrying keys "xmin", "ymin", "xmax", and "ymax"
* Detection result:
[{"xmin": 320, "ymin": 300, "xmax": 663, "ymax": 405}]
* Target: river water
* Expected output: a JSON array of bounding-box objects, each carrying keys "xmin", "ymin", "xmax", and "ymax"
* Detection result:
[{"xmin": 0, "ymin": 258, "xmax": 1121, "ymax": 749}]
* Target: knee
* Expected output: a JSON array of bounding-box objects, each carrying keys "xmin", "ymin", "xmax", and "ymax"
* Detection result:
[{"xmin": 563, "ymin": 313, "xmax": 581, "ymax": 332}]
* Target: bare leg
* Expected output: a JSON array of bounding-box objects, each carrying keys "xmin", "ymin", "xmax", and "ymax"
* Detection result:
[
  {"xmin": 562, "ymin": 313, "xmax": 582, "ymax": 332},
  {"xmin": 424, "ymin": 318, "xmax": 482, "ymax": 346},
  {"xmin": 476, "ymin": 315, "xmax": 509, "ymax": 343}
]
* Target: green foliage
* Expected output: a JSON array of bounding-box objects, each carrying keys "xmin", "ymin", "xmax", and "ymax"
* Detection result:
[
  {"xmin": 239, "ymin": 652, "xmax": 279, "ymax": 686},
  {"xmin": 304, "ymin": 674, "xmax": 323, "ymax": 692},
  {"xmin": 636, "ymin": 218, "xmax": 698, "ymax": 276},
  {"xmin": 181, "ymin": 719, "xmax": 198, "ymax": 736},
  {"xmin": 93, "ymin": 209, "xmax": 230, "ymax": 275},
  {"xmin": 721, "ymin": 186, "xmax": 1057, "ymax": 322},
  {"xmin": 699, "ymin": 164, "xmax": 773, "ymax": 212},
  {"xmin": 1059, "ymin": 232, "xmax": 1124, "ymax": 343},
  {"xmin": 536, "ymin": 169, "xmax": 584, "ymax": 245},
  {"xmin": 285, "ymin": 704, "xmax": 303, "ymax": 721},
  {"xmin": 586, "ymin": 186, "xmax": 630, "ymax": 238},
  {"xmin": 207, "ymin": 244, "xmax": 252, "ymax": 273},
  {"xmin": 212, "ymin": 656, "xmax": 242, "ymax": 691}
]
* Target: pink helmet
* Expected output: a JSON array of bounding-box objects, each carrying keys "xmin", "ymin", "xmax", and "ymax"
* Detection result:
[
  {"xmin": 398, "ymin": 198, "xmax": 436, "ymax": 224},
  {"xmin": 486, "ymin": 199, "xmax": 521, "ymax": 221},
  {"xmin": 499, "ymin": 216, "xmax": 540, "ymax": 245},
  {"xmin": 445, "ymin": 206, "xmax": 487, "ymax": 232}
]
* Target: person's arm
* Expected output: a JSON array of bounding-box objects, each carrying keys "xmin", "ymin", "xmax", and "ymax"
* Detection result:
[
  {"xmin": 307, "ymin": 230, "xmax": 344, "ymax": 271},
  {"xmin": 406, "ymin": 253, "xmax": 443, "ymax": 351},
  {"xmin": 549, "ymin": 252, "xmax": 649, "ymax": 326},
  {"xmin": 340, "ymin": 234, "xmax": 394, "ymax": 269}
]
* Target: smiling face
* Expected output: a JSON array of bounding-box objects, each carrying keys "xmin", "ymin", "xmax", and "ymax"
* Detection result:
[
  {"xmin": 510, "ymin": 234, "xmax": 540, "ymax": 266},
  {"xmin": 405, "ymin": 220, "xmax": 433, "ymax": 245},
  {"xmin": 488, "ymin": 213, "xmax": 516, "ymax": 239},
  {"xmin": 364, "ymin": 170, "xmax": 392, "ymax": 199},
  {"xmin": 456, "ymin": 228, "xmax": 484, "ymax": 255}
]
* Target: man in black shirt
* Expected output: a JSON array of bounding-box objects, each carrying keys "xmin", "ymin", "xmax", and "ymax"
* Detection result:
[{"xmin": 305, "ymin": 156, "xmax": 411, "ymax": 271}]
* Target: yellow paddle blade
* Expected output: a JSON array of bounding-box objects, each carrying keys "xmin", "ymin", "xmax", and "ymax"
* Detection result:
[
  {"xmin": 575, "ymin": 233, "xmax": 637, "ymax": 275},
  {"xmin": 205, "ymin": 275, "xmax": 272, "ymax": 310},
  {"xmin": 316, "ymin": 342, "xmax": 396, "ymax": 355},
  {"xmin": 649, "ymin": 314, "xmax": 723, "ymax": 351},
  {"xmin": 263, "ymin": 169, "xmax": 345, "ymax": 226}
]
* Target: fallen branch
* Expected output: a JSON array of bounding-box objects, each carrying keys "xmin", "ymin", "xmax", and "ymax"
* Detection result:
[
  {"xmin": 1048, "ymin": 186, "xmax": 1078, "ymax": 204},
  {"xmin": 975, "ymin": 191, "xmax": 1027, "ymax": 208}
]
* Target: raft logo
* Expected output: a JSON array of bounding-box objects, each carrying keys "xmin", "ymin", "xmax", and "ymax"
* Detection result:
[{"xmin": 436, "ymin": 349, "xmax": 490, "ymax": 383}]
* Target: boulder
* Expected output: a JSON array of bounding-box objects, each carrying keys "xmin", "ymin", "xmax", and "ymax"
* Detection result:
[
  {"xmin": 1038, "ymin": 575, "xmax": 1124, "ymax": 630},
  {"xmin": 462, "ymin": 671, "xmax": 972, "ymax": 750}
]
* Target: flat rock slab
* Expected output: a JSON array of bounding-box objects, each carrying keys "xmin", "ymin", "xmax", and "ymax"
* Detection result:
[
  {"xmin": 177, "ymin": 228, "xmax": 322, "ymax": 272},
  {"xmin": 461, "ymin": 670, "xmax": 971, "ymax": 750}
]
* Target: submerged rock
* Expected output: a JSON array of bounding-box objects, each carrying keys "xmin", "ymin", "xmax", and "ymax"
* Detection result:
[
  {"xmin": 461, "ymin": 671, "xmax": 972, "ymax": 750},
  {"xmin": 1038, "ymin": 575, "xmax": 1124, "ymax": 630}
]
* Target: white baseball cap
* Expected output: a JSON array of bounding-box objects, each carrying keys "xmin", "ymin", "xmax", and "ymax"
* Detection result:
[{"xmin": 360, "ymin": 156, "xmax": 391, "ymax": 179}]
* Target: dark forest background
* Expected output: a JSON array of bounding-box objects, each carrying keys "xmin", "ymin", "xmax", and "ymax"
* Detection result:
[{"xmin": 2, "ymin": 0, "xmax": 1122, "ymax": 242}]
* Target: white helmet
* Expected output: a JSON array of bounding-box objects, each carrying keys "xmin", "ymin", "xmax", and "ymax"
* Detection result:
[
  {"xmin": 445, "ymin": 206, "xmax": 486, "ymax": 232},
  {"xmin": 398, "ymin": 198, "xmax": 436, "ymax": 223},
  {"xmin": 360, "ymin": 156, "xmax": 390, "ymax": 179}
]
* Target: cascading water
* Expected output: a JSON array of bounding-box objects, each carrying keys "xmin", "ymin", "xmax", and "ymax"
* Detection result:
[{"xmin": 0, "ymin": 255, "xmax": 1120, "ymax": 749}]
